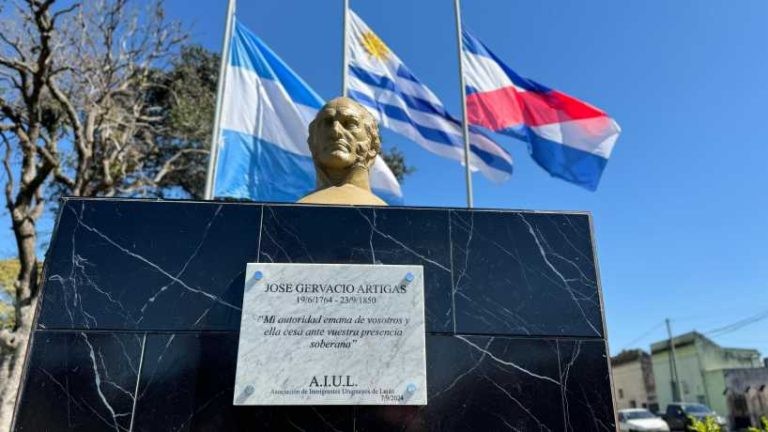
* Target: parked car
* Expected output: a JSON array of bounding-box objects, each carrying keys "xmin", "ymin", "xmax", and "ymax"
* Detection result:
[
  {"xmin": 661, "ymin": 403, "xmax": 727, "ymax": 431},
  {"xmin": 618, "ymin": 408, "xmax": 670, "ymax": 432}
]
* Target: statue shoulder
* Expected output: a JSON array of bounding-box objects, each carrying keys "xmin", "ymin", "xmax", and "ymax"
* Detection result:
[{"xmin": 298, "ymin": 185, "xmax": 387, "ymax": 206}]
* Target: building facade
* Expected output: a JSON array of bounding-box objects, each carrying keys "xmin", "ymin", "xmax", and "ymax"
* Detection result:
[
  {"xmin": 706, "ymin": 368, "xmax": 768, "ymax": 429},
  {"xmin": 611, "ymin": 349, "xmax": 658, "ymax": 411},
  {"xmin": 651, "ymin": 332, "xmax": 765, "ymax": 428}
]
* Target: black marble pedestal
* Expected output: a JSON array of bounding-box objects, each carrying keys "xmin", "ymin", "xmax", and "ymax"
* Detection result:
[{"xmin": 12, "ymin": 198, "xmax": 617, "ymax": 431}]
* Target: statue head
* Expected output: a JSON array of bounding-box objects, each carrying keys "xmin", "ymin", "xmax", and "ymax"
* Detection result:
[{"xmin": 307, "ymin": 97, "xmax": 380, "ymax": 188}]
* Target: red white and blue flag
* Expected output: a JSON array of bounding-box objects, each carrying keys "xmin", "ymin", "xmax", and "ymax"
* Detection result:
[{"xmin": 462, "ymin": 29, "xmax": 621, "ymax": 190}]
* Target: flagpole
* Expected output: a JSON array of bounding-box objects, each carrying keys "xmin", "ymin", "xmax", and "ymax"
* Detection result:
[
  {"xmin": 204, "ymin": 0, "xmax": 237, "ymax": 200},
  {"xmin": 341, "ymin": 0, "xmax": 350, "ymax": 97},
  {"xmin": 453, "ymin": 0, "xmax": 473, "ymax": 208}
]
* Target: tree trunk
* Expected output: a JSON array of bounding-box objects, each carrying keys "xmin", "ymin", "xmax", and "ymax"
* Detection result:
[
  {"xmin": 0, "ymin": 301, "xmax": 36, "ymax": 431},
  {"xmin": 13, "ymin": 216, "xmax": 39, "ymax": 315},
  {"xmin": 0, "ymin": 212, "xmax": 40, "ymax": 430}
]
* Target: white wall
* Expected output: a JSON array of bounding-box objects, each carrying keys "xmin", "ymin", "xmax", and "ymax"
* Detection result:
[{"xmin": 613, "ymin": 360, "xmax": 651, "ymax": 410}]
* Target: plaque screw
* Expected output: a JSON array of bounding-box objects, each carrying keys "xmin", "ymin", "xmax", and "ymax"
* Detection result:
[
  {"xmin": 253, "ymin": 271, "xmax": 263, "ymax": 281},
  {"xmin": 244, "ymin": 385, "xmax": 255, "ymax": 395},
  {"xmin": 405, "ymin": 272, "xmax": 414, "ymax": 282},
  {"xmin": 407, "ymin": 383, "xmax": 416, "ymax": 393}
]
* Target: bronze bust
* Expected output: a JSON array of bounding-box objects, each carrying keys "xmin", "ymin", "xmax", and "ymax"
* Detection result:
[{"xmin": 297, "ymin": 97, "xmax": 387, "ymax": 206}]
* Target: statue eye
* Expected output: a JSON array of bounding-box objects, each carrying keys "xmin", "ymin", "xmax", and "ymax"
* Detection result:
[{"xmin": 345, "ymin": 119, "xmax": 359, "ymax": 129}]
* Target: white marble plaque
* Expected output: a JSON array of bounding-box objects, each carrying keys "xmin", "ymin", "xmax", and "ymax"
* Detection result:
[{"xmin": 234, "ymin": 263, "xmax": 427, "ymax": 405}]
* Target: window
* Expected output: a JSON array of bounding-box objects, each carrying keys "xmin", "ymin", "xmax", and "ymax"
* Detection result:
[
  {"xmin": 629, "ymin": 400, "xmax": 637, "ymax": 408},
  {"xmin": 683, "ymin": 404, "xmax": 711, "ymax": 414},
  {"xmin": 623, "ymin": 410, "xmax": 656, "ymax": 420},
  {"xmin": 618, "ymin": 389, "xmax": 624, "ymax": 399}
]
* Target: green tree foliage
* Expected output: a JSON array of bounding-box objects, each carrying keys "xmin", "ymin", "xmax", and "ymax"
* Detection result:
[
  {"xmin": 688, "ymin": 416, "xmax": 721, "ymax": 432},
  {"xmin": 380, "ymin": 146, "xmax": 415, "ymax": 182},
  {"xmin": 145, "ymin": 45, "xmax": 414, "ymax": 198},
  {"xmin": 0, "ymin": 2, "xmax": 188, "ymax": 426},
  {"xmin": 748, "ymin": 416, "xmax": 768, "ymax": 432},
  {"xmin": 0, "ymin": 260, "xmax": 19, "ymax": 330},
  {"xmin": 144, "ymin": 46, "xmax": 219, "ymax": 198}
]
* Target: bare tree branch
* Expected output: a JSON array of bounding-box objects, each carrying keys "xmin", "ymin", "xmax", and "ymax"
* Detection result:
[
  {"xmin": 45, "ymin": 76, "xmax": 86, "ymax": 161},
  {"xmin": 153, "ymin": 148, "xmax": 207, "ymax": 183},
  {"xmin": 1, "ymin": 134, "xmax": 14, "ymax": 213},
  {"xmin": 1, "ymin": 5, "xmax": 206, "ymax": 421},
  {"xmin": 51, "ymin": 2, "xmax": 79, "ymax": 24},
  {"xmin": 0, "ymin": 29, "xmax": 28, "ymax": 62},
  {"xmin": 0, "ymin": 57, "xmax": 33, "ymax": 75}
]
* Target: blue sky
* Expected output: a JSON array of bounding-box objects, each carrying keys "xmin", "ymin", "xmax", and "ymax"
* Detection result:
[{"xmin": 3, "ymin": 0, "xmax": 768, "ymax": 357}]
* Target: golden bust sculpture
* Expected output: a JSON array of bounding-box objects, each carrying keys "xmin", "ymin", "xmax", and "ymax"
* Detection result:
[{"xmin": 297, "ymin": 97, "xmax": 387, "ymax": 206}]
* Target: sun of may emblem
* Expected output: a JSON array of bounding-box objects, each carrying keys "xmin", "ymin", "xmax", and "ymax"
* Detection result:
[{"xmin": 361, "ymin": 31, "xmax": 389, "ymax": 60}]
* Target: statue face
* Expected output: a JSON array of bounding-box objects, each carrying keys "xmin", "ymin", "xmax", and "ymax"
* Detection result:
[{"xmin": 309, "ymin": 98, "xmax": 378, "ymax": 170}]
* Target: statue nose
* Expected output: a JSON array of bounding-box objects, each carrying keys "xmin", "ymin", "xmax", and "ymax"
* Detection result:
[{"xmin": 331, "ymin": 121, "xmax": 344, "ymax": 136}]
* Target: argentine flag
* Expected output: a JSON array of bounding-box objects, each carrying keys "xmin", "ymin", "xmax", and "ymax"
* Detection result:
[
  {"xmin": 214, "ymin": 20, "xmax": 402, "ymax": 204},
  {"xmin": 347, "ymin": 11, "xmax": 514, "ymax": 183}
]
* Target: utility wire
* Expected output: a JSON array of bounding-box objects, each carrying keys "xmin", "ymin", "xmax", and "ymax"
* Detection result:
[
  {"xmin": 705, "ymin": 309, "xmax": 768, "ymax": 337},
  {"xmin": 618, "ymin": 321, "xmax": 665, "ymax": 352},
  {"xmin": 618, "ymin": 307, "xmax": 768, "ymax": 353}
]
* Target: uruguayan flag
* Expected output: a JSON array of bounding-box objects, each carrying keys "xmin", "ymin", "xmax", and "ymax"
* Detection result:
[
  {"xmin": 347, "ymin": 11, "xmax": 513, "ymax": 182},
  {"xmin": 215, "ymin": 20, "xmax": 402, "ymax": 203}
]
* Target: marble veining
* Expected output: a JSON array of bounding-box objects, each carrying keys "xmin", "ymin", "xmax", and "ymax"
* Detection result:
[
  {"xmin": 450, "ymin": 209, "xmax": 602, "ymax": 337},
  {"xmin": 14, "ymin": 332, "xmax": 144, "ymax": 431},
  {"xmin": 39, "ymin": 199, "xmax": 260, "ymax": 330},
  {"xmin": 257, "ymin": 206, "xmax": 455, "ymax": 333},
  {"xmin": 14, "ymin": 199, "xmax": 615, "ymax": 431},
  {"xmin": 16, "ymin": 332, "xmax": 611, "ymax": 431},
  {"xmin": 37, "ymin": 200, "xmax": 604, "ymax": 337}
]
